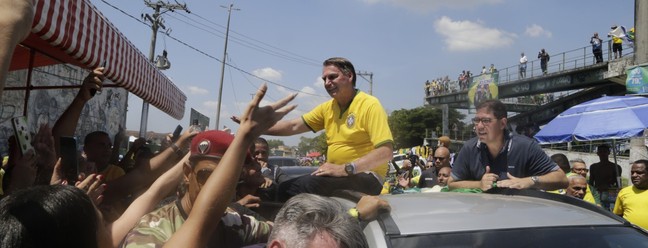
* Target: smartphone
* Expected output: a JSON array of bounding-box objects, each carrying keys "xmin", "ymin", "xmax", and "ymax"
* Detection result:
[
  {"xmin": 172, "ymin": 125, "xmax": 183, "ymax": 142},
  {"xmin": 60, "ymin": 136, "xmax": 79, "ymax": 183},
  {"xmin": 191, "ymin": 119, "xmax": 202, "ymax": 132},
  {"xmin": 11, "ymin": 116, "xmax": 34, "ymax": 156},
  {"xmin": 90, "ymin": 61, "xmax": 107, "ymax": 96}
]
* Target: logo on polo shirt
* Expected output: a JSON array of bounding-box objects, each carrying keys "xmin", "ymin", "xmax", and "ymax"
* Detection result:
[{"xmin": 346, "ymin": 113, "xmax": 356, "ymax": 128}]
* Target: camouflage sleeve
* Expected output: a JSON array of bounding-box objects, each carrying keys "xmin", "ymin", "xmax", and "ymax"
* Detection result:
[
  {"xmin": 120, "ymin": 204, "xmax": 182, "ymax": 248},
  {"xmin": 120, "ymin": 226, "xmax": 170, "ymax": 248},
  {"xmin": 222, "ymin": 208, "xmax": 273, "ymax": 245}
]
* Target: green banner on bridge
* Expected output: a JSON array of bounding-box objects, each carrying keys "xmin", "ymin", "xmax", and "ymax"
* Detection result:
[
  {"xmin": 468, "ymin": 73, "xmax": 499, "ymax": 110},
  {"xmin": 626, "ymin": 65, "xmax": 648, "ymax": 95}
]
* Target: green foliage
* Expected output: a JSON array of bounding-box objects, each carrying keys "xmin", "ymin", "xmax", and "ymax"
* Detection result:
[
  {"xmin": 267, "ymin": 139, "xmax": 285, "ymax": 149},
  {"xmin": 297, "ymin": 132, "xmax": 328, "ymax": 156},
  {"xmin": 388, "ymin": 106, "xmax": 465, "ymax": 148}
]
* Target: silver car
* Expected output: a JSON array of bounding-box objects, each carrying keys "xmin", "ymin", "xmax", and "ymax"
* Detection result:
[{"xmin": 334, "ymin": 189, "xmax": 648, "ymax": 248}]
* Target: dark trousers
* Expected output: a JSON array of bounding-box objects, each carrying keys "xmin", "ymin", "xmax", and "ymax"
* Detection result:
[
  {"xmin": 593, "ymin": 49, "xmax": 603, "ymax": 63},
  {"xmin": 277, "ymin": 173, "xmax": 382, "ymax": 202}
]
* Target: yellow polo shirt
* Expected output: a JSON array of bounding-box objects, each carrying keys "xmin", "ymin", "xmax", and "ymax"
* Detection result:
[
  {"xmin": 613, "ymin": 186, "xmax": 648, "ymax": 230},
  {"xmin": 302, "ymin": 91, "xmax": 393, "ymax": 178},
  {"xmin": 100, "ymin": 164, "xmax": 125, "ymax": 182}
]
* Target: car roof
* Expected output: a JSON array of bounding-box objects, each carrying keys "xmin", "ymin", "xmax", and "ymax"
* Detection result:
[{"xmin": 378, "ymin": 192, "xmax": 624, "ymax": 236}]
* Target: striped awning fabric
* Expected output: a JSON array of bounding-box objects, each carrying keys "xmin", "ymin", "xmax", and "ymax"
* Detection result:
[{"xmin": 28, "ymin": 0, "xmax": 186, "ymax": 119}]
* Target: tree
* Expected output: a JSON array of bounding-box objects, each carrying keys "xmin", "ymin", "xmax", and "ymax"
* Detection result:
[
  {"xmin": 266, "ymin": 139, "xmax": 285, "ymax": 149},
  {"xmin": 297, "ymin": 132, "xmax": 328, "ymax": 156},
  {"xmin": 297, "ymin": 136, "xmax": 314, "ymax": 157},
  {"xmin": 388, "ymin": 106, "xmax": 465, "ymax": 149}
]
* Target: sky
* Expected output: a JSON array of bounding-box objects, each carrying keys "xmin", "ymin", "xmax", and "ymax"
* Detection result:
[{"xmin": 91, "ymin": 0, "xmax": 635, "ymax": 146}]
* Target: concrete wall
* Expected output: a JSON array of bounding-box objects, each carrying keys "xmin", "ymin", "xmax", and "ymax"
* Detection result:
[
  {"xmin": 544, "ymin": 148, "xmax": 632, "ymax": 182},
  {"xmin": 1, "ymin": 64, "xmax": 128, "ymax": 156}
]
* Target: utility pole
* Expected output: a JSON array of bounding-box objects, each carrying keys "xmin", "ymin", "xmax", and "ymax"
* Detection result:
[
  {"xmin": 140, "ymin": 0, "xmax": 189, "ymax": 137},
  {"xmin": 215, "ymin": 4, "xmax": 240, "ymax": 130},
  {"xmin": 357, "ymin": 71, "xmax": 373, "ymax": 95}
]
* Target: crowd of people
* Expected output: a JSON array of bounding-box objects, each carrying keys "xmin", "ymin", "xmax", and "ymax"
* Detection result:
[
  {"xmin": 426, "ymin": 24, "xmax": 636, "ymax": 99},
  {"xmin": 424, "ymin": 76, "xmax": 454, "ymax": 97}
]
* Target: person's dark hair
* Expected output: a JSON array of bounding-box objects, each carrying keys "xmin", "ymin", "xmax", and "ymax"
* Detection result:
[
  {"xmin": 324, "ymin": 57, "xmax": 357, "ymax": 87},
  {"xmin": 255, "ymin": 137, "xmax": 269, "ymax": 147},
  {"xmin": 270, "ymin": 193, "xmax": 368, "ymax": 248},
  {"xmin": 597, "ymin": 144, "xmax": 610, "ymax": 151},
  {"xmin": 634, "ymin": 159, "xmax": 648, "ymax": 170},
  {"xmin": 84, "ymin": 131, "xmax": 109, "ymax": 145},
  {"xmin": 550, "ymin": 153, "xmax": 570, "ymax": 173},
  {"xmin": 0, "ymin": 185, "xmax": 98, "ymax": 248},
  {"xmin": 476, "ymin": 99, "xmax": 507, "ymax": 119}
]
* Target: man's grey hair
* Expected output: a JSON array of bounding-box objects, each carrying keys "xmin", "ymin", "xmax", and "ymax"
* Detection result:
[
  {"xmin": 568, "ymin": 174, "xmax": 586, "ymax": 182},
  {"xmin": 570, "ymin": 158, "xmax": 586, "ymax": 168},
  {"xmin": 269, "ymin": 193, "xmax": 368, "ymax": 248}
]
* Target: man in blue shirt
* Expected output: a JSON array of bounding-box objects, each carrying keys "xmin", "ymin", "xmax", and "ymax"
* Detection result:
[{"xmin": 448, "ymin": 100, "xmax": 568, "ymax": 191}]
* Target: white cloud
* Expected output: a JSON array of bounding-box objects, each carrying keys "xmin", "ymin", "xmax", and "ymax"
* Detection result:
[
  {"xmin": 434, "ymin": 16, "xmax": 517, "ymax": 52},
  {"xmin": 525, "ymin": 24, "xmax": 552, "ymax": 38},
  {"xmin": 187, "ymin": 86, "xmax": 209, "ymax": 95},
  {"xmin": 252, "ymin": 67, "xmax": 283, "ymax": 82},
  {"xmin": 360, "ymin": 0, "xmax": 503, "ymax": 13},
  {"xmin": 203, "ymin": 100, "xmax": 219, "ymax": 111}
]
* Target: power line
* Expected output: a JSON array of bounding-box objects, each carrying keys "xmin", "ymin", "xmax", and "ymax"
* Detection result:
[
  {"xmin": 167, "ymin": 12, "xmax": 320, "ymax": 66},
  {"xmin": 98, "ymin": 0, "xmax": 327, "ymax": 98},
  {"xmin": 185, "ymin": 11, "xmax": 321, "ymax": 66}
]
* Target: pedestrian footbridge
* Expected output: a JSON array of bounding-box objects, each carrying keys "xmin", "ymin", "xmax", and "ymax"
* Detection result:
[{"xmin": 425, "ymin": 42, "xmax": 636, "ymax": 128}]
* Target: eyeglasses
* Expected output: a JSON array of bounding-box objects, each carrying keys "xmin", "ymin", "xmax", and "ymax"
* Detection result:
[
  {"xmin": 472, "ymin": 117, "xmax": 496, "ymax": 125},
  {"xmin": 573, "ymin": 168, "xmax": 589, "ymax": 173},
  {"xmin": 195, "ymin": 168, "xmax": 214, "ymax": 185},
  {"xmin": 433, "ymin": 157, "xmax": 447, "ymax": 161}
]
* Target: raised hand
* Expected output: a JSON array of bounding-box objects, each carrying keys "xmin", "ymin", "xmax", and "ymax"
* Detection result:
[
  {"xmin": 7, "ymin": 149, "xmax": 38, "ymax": 192},
  {"xmin": 237, "ymin": 83, "xmax": 297, "ymax": 138},
  {"xmin": 78, "ymin": 67, "xmax": 105, "ymax": 101},
  {"xmin": 75, "ymin": 173, "xmax": 106, "ymax": 205},
  {"xmin": 33, "ymin": 123, "xmax": 56, "ymax": 170}
]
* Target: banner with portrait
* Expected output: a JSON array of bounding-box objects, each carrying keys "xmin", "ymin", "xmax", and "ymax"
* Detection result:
[{"xmin": 468, "ymin": 73, "xmax": 499, "ymax": 111}]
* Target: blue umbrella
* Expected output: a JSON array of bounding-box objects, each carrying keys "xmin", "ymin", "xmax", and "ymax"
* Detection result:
[{"xmin": 534, "ymin": 96, "xmax": 648, "ymax": 144}]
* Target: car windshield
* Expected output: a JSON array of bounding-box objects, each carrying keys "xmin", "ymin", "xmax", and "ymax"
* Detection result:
[{"xmin": 389, "ymin": 226, "xmax": 648, "ymax": 248}]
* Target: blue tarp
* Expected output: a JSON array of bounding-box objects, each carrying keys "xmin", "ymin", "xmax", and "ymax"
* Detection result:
[{"xmin": 534, "ymin": 96, "xmax": 648, "ymax": 144}]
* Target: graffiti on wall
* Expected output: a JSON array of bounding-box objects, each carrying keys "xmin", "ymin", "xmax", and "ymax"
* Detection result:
[{"xmin": 0, "ymin": 64, "xmax": 128, "ymax": 156}]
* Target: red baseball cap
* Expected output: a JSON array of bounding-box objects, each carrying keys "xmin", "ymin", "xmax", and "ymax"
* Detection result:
[{"xmin": 190, "ymin": 130, "xmax": 252, "ymax": 164}]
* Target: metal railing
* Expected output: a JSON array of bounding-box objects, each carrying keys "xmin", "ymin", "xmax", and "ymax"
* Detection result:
[{"xmin": 425, "ymin": 40, "xmax": 636, "ymax": 97}]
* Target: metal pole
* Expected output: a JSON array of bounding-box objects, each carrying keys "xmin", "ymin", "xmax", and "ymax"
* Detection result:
[
  {"xmin": 139, "ymin": 4, "xmax": 161, "ymax": 138},
  {"xmin": 369, "ymin": 73, "xmax": 373, "ymax": 95},
  {"xmin": 215, "ymin": 4, "xmax": 237, "ymax": 130},
  {"xmin": 139, "ymin": 1, "xmax": 189, "ymax": 137}
]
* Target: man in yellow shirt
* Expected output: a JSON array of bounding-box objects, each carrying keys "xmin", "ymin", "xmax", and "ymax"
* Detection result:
[
  {"xmin": 258, "ymin": 57, "xmax": 393, "ymax": 201},
  {"xmin": 83, "ymin": 131, "xmax": 125, "ymax": 182},
  {"xmin": 608, "ymin": 25, "xmax": 624, "ymax": 59},
  {"xmin": 613, "ymin": 160, "xmax": 648, "ymax": 230}
]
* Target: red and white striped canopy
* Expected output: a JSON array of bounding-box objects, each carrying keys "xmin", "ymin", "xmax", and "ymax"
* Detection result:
[{"xmin": 22, "ymin": 0, "xmax": 186, "ymax": 119}]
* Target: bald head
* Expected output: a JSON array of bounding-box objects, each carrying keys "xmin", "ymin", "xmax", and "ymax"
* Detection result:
[
  {"xmin": 433, "ymin": 147, "xmax": 451, "ymax": 170},
  {"xmin": 566, "ymin": 175, "xmax": 587, "ymax": 199}
]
